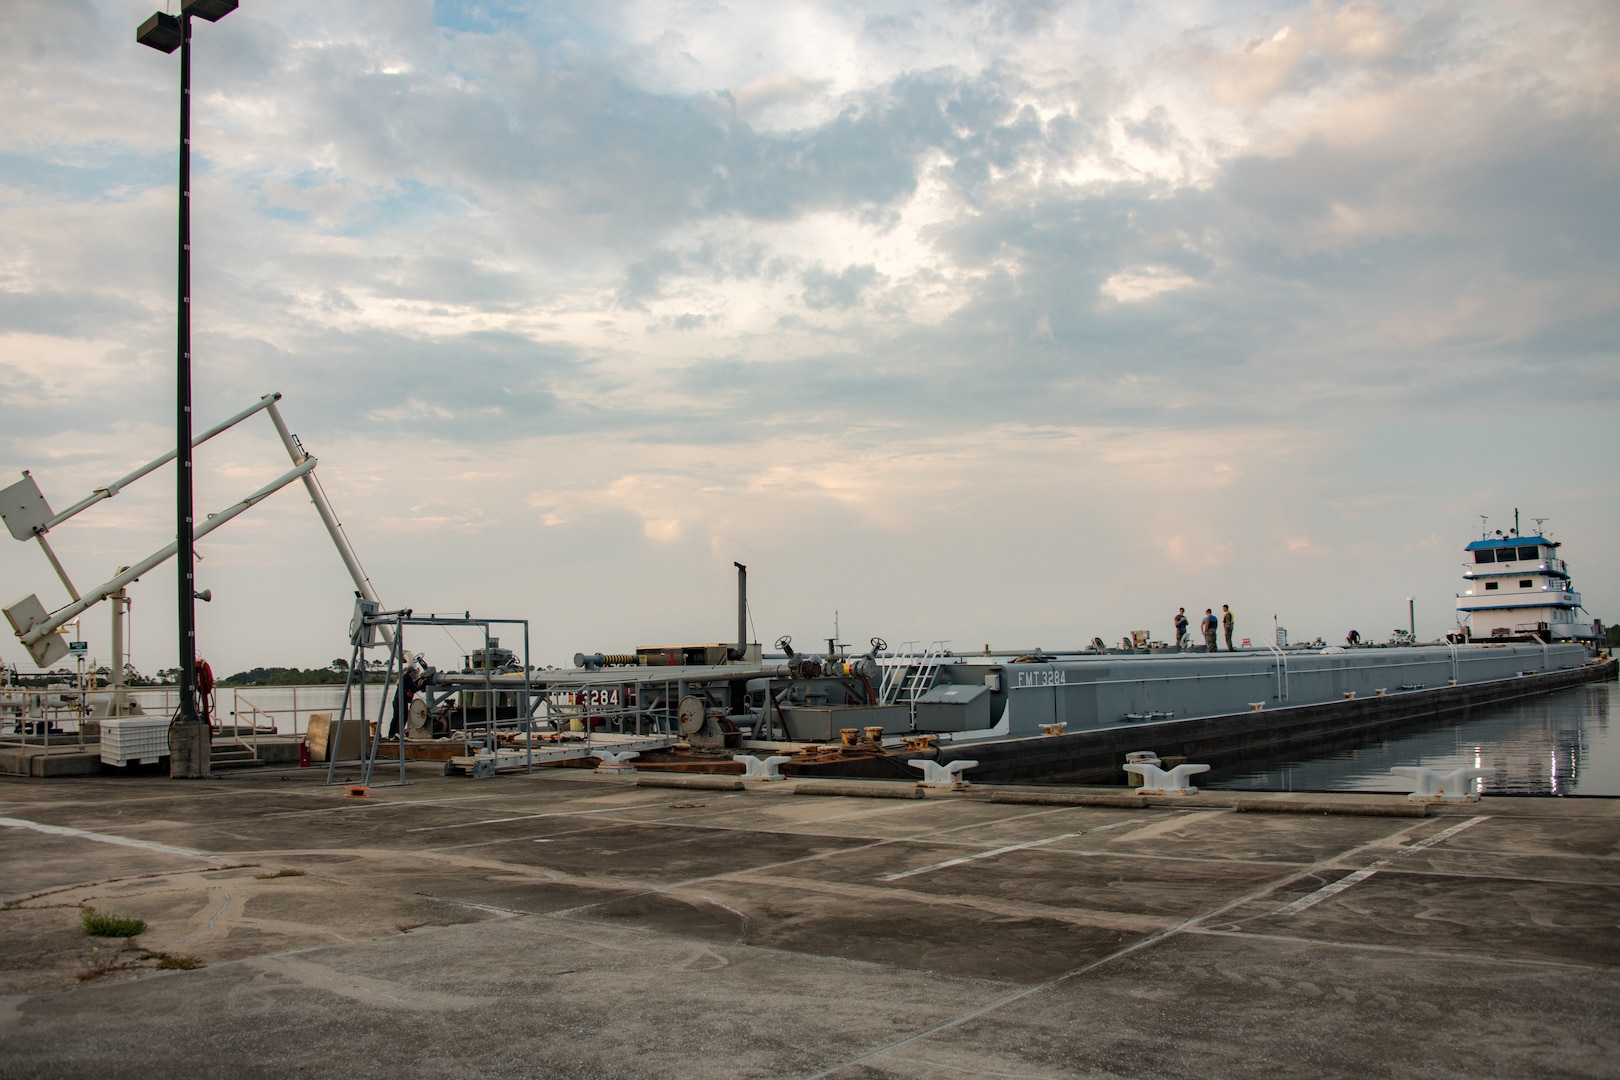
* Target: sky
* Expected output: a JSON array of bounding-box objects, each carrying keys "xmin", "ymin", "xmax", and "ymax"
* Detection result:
[{"xmin": 2, "ymin": 0, "xmax": 1617, "ymax": 678}]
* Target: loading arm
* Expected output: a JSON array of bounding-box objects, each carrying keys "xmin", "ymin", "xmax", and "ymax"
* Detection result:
[
  {"xmin": 8, "ymin": 459, "xmax": 317, "ymax": 664},
  {"xmin": 263, "ymin": 398, "xmax": 387, "ymax": 636}
]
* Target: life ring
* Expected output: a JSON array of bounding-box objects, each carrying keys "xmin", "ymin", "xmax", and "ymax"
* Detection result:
[{"xmin": 194, "ymin": 658, "xmax": 216, "ymax": 722}]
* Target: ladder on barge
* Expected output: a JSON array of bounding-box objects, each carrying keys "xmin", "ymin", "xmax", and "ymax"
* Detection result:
[{"xmin": 879, "ymin": 640, "xmax": 948, "ymax": 721}]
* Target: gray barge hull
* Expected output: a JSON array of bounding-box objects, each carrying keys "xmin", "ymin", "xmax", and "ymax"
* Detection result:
[
  {"xmin": 935, "ymin": 654, "xmax": 1617, "ymax": 784},
  {"xmin": 922, "ymin": 641, "xmax": 1596, "ymax": 738}
]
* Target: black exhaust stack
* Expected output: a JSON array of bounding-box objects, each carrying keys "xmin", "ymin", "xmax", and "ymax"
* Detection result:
[{"xmin": 733, "ymin": 562, "xmax": 748, "ymax": 661}]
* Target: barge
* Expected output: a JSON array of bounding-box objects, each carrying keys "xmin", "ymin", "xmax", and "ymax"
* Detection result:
[{"xmin": 374, "ymin": 531, "xmax": 1613, "ymax": 785}]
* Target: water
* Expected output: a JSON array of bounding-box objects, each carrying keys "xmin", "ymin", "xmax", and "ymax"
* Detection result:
[
  {"xmin": 1206, "ymin": 680, "xmax": 1618, "ymax": 796},
  {"xmin": 29, "ymin": 677, "xmax": 1619, "ymax": 796}
]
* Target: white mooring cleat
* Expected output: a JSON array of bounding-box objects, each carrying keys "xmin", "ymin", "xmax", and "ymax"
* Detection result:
[
  {"xmin": 1122, "ymin": 761, "xmax": 1210, "ymax": 795},
  {"xmin": 592, "ymin": 750, "xmax": 640, "ymax": 774},
  {"xmin": 734, "ymin": 754, "xmax": 792, "ymax": 781},
  {"xmin": 1390, "ymin": 765, "xmax": 1501, "ymax": 802},
  {"xmin": 909, "ymin": 759, "xmax": 978, "ymax": 790}
]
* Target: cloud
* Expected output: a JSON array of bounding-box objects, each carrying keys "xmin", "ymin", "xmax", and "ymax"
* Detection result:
[
  {"xmin": 801, "ymin": 263, "xmax": 882, "ymax": 310},
  {"xmin": 1, "ymin": 0, "xmax": 1617, "ymax": 673}
]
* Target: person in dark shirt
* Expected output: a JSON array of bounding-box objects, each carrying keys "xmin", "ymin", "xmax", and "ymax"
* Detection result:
[{"xmin": 386, "ymin": 662, "xmax": 425, "ymax": 739}]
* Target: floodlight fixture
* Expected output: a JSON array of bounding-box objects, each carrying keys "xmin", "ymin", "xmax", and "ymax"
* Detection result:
[
  {"xmin": 181, "ymin": 0, "xmax": 238, "ymax": 22},
  {"xmin": 136, "ymin": 12, "xmax": 182, "ymax": 53}
]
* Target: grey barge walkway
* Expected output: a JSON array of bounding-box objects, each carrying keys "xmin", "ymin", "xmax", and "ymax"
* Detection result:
[{"xmin": 2, "ymin": 767, "xmax": 1616, "ymax": 1078}]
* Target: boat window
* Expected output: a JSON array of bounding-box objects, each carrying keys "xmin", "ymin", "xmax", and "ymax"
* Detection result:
[
  {"xmin": 1519, "ymin": 546, "xmax": 1539, "ymax": 561},
  {"xmin": 1474, "ymin": 550, "xmax": 1495, "ymax": 563},
  {"xmin": 1519, "ymin": 580, "xmax": 1532, "ymax": 588},
  {"xmin": 1485, "ymin": 581, "xmax": 1500, "ymax": 590}
]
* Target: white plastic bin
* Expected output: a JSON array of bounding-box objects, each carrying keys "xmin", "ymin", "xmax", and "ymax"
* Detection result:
[{"xmin": 101, "ymin": 717, "xmax": 172, "ymax": 766}]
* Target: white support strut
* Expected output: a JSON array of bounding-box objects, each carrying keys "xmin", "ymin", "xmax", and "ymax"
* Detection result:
[
  {"xmin": 18, "ymin": 459, "xmax": 317, "ymax": 648},
  {"xmin": 41, "ymin": 393, "xmax": 285, "ymax": 532},
  {"xmin": 263, "ymin": 399, "xmax": 389, "ymax": 641}
]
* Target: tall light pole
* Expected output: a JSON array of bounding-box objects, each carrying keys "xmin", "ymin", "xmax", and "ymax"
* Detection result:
[{"xmin": 137, "ymin": 0, "xmax": 238, "ymax": 779}]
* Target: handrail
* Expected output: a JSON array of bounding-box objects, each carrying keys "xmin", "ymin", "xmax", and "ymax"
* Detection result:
[
  {"xmin": 1264, "ymin": 642, "xmax": 1289, "ymax": 701},
  {"xmin": 227, "ymin": 687, "xmax": 318, "ymax": 740}
]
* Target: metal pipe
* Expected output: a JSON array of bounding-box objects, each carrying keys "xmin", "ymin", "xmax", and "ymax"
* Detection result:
[
  {"xmin": 41, "ymin": 394, "xmax": 282, "ymax": 532},
  {"xmin": 21, "ymin": 459, "xmax": 317, "ymax": 647},
  {"xmin": 430, "ymin": 663, "xmax": 794, "ymax": 688},
  {"xmin": 734, "ymin": 561, "xmax": 747, "ymax": 660},
  {"xmin": 110, "ymin": 583, "xmax": 129, "ymax": 715}
]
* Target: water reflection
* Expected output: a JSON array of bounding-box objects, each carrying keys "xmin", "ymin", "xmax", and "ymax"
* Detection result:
[{"xmin": 1207, "ymin": 682, "xmax": 1616, "ymax": 796}]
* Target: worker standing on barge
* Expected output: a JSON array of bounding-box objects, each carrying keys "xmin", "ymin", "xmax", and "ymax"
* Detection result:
[
  {"xmin": 1202, "ymin": 609, "xmax": 1218, "ymax": 652},
  {"xmin": 1222, "ymin": 605, "xmax": 1236, "ymax": 650},
  {"xmin": 1174, "ymin": 608, "xmax": 1189, "ymax": 648}
]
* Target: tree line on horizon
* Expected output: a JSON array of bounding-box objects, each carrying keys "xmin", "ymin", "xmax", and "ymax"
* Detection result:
[
  {"xmin": 0, "ymin": 657, "xmax": 396, "ymax": 687},
  {"xmin": 217, "ymin": 658, "xmax": 389, "ymax": 686}
]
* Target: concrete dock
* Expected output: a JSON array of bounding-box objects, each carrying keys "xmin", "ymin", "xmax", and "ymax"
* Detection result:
[{"xmin": 1, "ymin": 766, "xmax": 1616, "ymax": 1078}]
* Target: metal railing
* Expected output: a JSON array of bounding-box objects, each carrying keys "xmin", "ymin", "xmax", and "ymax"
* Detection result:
[
  {"xmin": 0, "ymin": 688, "xmax": 93, "ymax": 749},
  {"xmin": 876, "ymin": 640, "xmax": 948, "ymax": 719},
  {"xmin": 0, "ymin": 682, "xmax": 348, "ymax": 760},
  {"xmin": 221, "ymin": 686, "xmax": 346, "ymax": 760}
]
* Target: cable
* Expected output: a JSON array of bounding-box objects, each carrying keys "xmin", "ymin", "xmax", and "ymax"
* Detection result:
[{"xmin": 439, "ymin": 626, "xmax": 474, "ymax": 665}]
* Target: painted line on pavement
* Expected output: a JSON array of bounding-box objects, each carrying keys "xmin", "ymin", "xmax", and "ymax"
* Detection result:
[
  {"xmin": 1275, "ymin": 815, "xmax": 1490, "ymax": 916},
  {"xmin": 0, "ymin": 816, "xmax": 216, "ymax": 860},
  {"xmin": 878, "ymin": 832, "xmax": 1082, "ymax": 881}
]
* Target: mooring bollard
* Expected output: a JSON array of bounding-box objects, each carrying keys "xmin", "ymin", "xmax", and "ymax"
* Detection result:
[
  {"xmin": 593, "ymin": 750, "xmax": 639, "ymax": 774},
  {"xmin": 1121, "ymin": 761, "xmax": 1210, "ymax": 795},
  {"xmin": 1390, "ymin": 765, "xmax": 1501, "ymax": 802},
  {"xmin": 734, "ymin": 754, "xmax": 791, "ymax": 781},
  {"xmin": 909, "ymin": 759, "xmax": 978, "ymax": 790}
]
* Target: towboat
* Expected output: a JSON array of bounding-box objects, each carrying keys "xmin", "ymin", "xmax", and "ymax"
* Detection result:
[{"xmin": 1455, "ymin": 514, "xmax": 1603, "ymax": 644}]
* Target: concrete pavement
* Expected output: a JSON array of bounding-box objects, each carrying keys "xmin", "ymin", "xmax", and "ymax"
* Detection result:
[{"xmin": 1, "ymin": 766, "xmax": 1616, "ymax": 1078}]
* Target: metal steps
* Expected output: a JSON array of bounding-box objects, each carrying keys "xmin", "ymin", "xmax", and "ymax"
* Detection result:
[
  {"xmin": 208, "ymin": 743, "xmax": 258, "ymax": 768},
  {"xmin": 878, "ymin": 640, "xmax": 948, "ymax": 723}
]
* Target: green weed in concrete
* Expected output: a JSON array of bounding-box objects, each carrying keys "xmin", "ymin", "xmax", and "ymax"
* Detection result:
[
  {"xmin": 80, "ymin": 908, "xmax": 146, "ymax": 938},
  {"xmin": 141, "ymin": 950, "xmax": 204, "ymax": 971}
]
